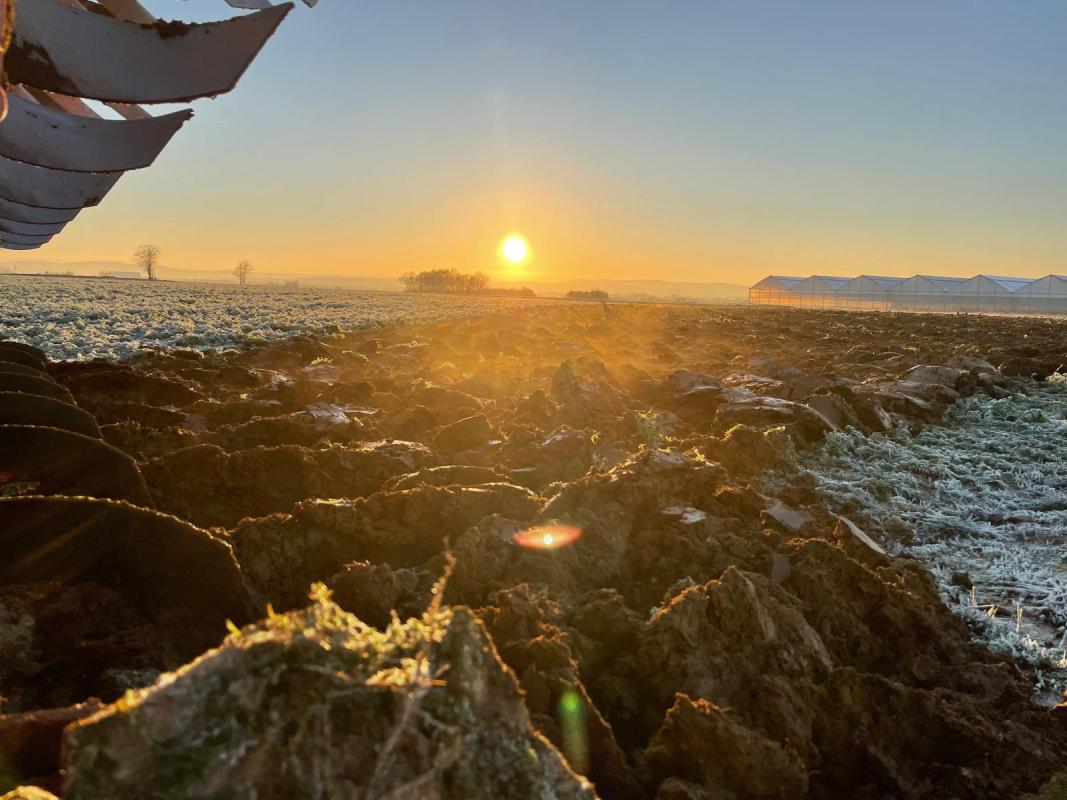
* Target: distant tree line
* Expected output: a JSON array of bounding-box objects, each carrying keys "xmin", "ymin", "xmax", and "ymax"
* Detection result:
[
  {"xmin": 400, "ymin": 269, "xmax": 490, "ymax": 294},
  {"xmin": 566, "ymin": 289, "xmax": 609, "ymax": 301},
  {"xmin": 400, "ymin": 269, "xmax": 536, "ymax": 298}
]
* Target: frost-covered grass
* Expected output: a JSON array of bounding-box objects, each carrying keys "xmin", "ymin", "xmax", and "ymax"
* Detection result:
[
  {"xmin": 0, "ymin": 275, "xmax": 554, "ymax": 361},
  {"xmin": 801, "ymin": 380, "xmax": 1067, "ymax": 702}
]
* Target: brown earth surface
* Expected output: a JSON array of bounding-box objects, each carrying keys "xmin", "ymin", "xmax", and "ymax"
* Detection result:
[{"xmin": 2, "ymin": 304, "xmax": 1067, "ymax": 799}]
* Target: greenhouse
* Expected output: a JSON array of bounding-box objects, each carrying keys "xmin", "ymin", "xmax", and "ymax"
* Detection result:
[
  {"xmin": 1013, "ymin": 275, "xmax": 1067, "ymax": 314},
  {"xmin": 747, "ymin": 276, "xmax": 805, "ymax": 306},
  {"xmin": 748, "ymin": 273, "xmax": 1067, "ymax": 314},
  {"xmin": 885, "ymin": 276, "xmax": 968, "ymax": 310},
  {"xmin": 841, "ymin": 276, "xmax": 905, "ymax": 309}
]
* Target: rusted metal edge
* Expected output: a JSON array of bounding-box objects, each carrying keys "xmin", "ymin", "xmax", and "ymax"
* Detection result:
[{"xmin": 8, "ymin": 1, "xmax": 293, "ymax": 104}]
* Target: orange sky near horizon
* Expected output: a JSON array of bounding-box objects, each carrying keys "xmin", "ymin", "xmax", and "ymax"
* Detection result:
[
  {"xmin": 9, "ymin": 158, "xmax": 1065, "ymax": 285},
  {"xmin": 13, "ymin": 188, "xmax": 1065, "ymax": 286}
]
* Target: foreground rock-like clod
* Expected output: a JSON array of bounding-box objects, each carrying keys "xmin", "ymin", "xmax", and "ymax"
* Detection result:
[{"xmin": 63, "ymin": 593, "xmax": 594, "ymax": 800}]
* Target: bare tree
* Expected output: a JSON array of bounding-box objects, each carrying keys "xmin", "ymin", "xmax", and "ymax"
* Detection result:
[
  {"xmin": 234, "ymin": 259, "xmax": 253, "ymax": 287},
  {"xmin": 133, "ymin": 244, "xmax": 161, "ymax": 280}
]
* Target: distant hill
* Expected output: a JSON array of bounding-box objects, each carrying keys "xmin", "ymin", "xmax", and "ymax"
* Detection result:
[{"xmin": 0, "ymin": 261, "xmax": 748, "ymax": 301}]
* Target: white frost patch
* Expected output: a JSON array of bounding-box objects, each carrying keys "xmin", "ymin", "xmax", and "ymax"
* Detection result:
[
  {"xmin": 801, "ymin": 380, "xmax": 1067, "ymax": 702},
  {"xmin": 304, "ymin": 402, "xmax": 350, "ymax": 427},
  {"xmin": 0, "ymin": 276, "xmax": 555, "ymax": 362},
  {"xmin": 662, "ymin": 505, "xmax": 707, "ymax": 525}
]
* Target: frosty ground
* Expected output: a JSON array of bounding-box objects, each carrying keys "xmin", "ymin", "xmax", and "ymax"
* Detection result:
[
  {"xmin": 0, "ymin": 275, "xmax": 557, "ymax": 361},
  {"xmin": 800, "ymin": 380, "xmax": 1067, "ymax": 702}
]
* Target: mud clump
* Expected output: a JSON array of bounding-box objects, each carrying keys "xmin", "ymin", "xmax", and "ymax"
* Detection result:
[
  {"xmin": 141, "ymin": 441, "xmax": 439, "ymax": 528},
  {"xmin": 638, "ymin": 694, "xmax": 808, "ymax": 799},
  {"xmin": 326, "ymin": 561, "xmax": 426, "ymax": 629},
  {"xmin": 231, "ymin": 482, "xmax": 542, "ymax": 609},
  {"xmin": 56, "ymin": 369, "xmax": 202, "ymax": 410},
  {"xmin": 431, "ymin": 412, "xmax": 499, "ymax": 456},
  {"xmin": 63, "ymin": 596, "xmax": 594, "ymax": 800}
]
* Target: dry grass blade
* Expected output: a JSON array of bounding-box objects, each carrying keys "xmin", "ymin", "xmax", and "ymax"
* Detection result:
[{"xmin": 364, "ymin": 549, "xmax": 456, "ymax": 799}]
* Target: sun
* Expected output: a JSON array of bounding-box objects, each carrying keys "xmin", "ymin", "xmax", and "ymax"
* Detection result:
[{"xmin": 500, "ymin": 234, "xmax": 530, "ymax": 266}]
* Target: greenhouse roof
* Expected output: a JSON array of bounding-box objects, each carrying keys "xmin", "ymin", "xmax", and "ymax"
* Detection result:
[
  {"xmin": 793, "ymin": 275, "xmax": 852, "ymax": 291},
  {"xmin": 852, "ymin": 275, "xmax": 905, "ymax": 290},
  {"xmin": 751, "ymin": 276, "xmax": 805, "ymax": 290},
  {"xmin": 749, "ymin": 273, "xmax": 1044, "ymax": 294},
  {"xmin": 980, "ymin": 276, "xmax": 1035, "ymax": 293}
]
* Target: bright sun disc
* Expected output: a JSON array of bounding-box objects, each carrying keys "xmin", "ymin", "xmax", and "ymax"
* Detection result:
[{"xmin": 501, "ymin": 234, "xmax": 529, "ymax": 265}]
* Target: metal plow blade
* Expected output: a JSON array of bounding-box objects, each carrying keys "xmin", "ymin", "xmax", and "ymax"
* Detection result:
[
  {"xmin": 0, "ymin": 0, "xmax": 310, "ymax": 251},
  {"xmin": 0, "ymin": 156, "xmax": 122, "ymax": 209},
  {"xmin": 218, "ymin": 0, "xmax": 317, "ymax": 9},
  {"xmin": 0, "ymin": 230, "xmax": 53, "ymax": 246},
  {"xmin": 0, "ymin": 216, "xmax": 67, "ymax": 237},
  {"xmin": 0, "ymin": 196, "xmax": 79, "ymax": 225},
  {"xmin": 8, "ymin": 1, "xmax": 293, "ymax": 104},
  {"xmin": 0, "ymin": 94, "xmax": 192, "ymax": 172}
]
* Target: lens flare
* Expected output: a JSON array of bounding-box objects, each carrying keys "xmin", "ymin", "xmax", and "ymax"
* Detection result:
[
  {"xmin": 512, "ymin": 524, "xmax": 581, "ymax": 550},
  {"xmin": 558, "ymin": 688, "xmax": 589, "ymax": 775}
]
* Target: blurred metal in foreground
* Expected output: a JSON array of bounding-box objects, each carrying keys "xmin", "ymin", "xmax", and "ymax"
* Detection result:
[{"xmin": 0, "ymin": 0, "xmax": 316, "ymax": 251}]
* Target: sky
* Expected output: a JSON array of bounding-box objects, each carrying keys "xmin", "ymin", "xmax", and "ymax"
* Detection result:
[{"xmin": 4, "ymin": 0, "xmax": 1067, "ymax": 285}]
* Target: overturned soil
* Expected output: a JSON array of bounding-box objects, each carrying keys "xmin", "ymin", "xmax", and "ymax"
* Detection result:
[{"xmin": 2, "ymin": 304, "xmax": 1067, "ymax": 799}]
